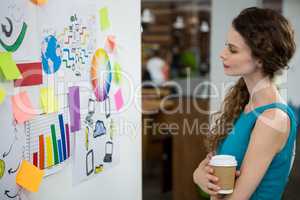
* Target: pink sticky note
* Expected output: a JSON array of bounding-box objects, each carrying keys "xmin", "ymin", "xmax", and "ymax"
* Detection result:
[
  {"xmin": 11, "ymin": 92, "xmax": 36, "ymax": 123},
  {"xmin": 105, "ymin": 35, "xmax": 116, "ymax": 53},
  {"xmin": 114, "ymin": 89, "xmax": 124, "ymax": 111}
]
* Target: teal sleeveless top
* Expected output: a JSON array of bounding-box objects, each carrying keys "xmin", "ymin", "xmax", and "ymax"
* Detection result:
[{"xmin": 217, "ymin": 103, "xmax": 298, "ymax": 200}]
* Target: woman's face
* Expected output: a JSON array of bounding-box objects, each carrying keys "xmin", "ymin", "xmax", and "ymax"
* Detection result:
[{"xmin": 220, "ymin": 26, "xmax": 261, "ymax": 77}]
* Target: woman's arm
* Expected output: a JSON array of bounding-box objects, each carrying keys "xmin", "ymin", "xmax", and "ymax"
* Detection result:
[{"xmin": 227, "ymin": 109, "xmax": 290, "ymax": 200}]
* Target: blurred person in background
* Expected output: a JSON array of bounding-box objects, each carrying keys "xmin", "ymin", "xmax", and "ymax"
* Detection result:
[{"xmin": 146, "ymin": 49, "xmax": 170, "ymax": 85}]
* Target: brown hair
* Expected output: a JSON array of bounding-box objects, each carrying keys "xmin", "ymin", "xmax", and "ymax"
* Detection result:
[{"xmin": 206, "ymin": 7, "xmax": 296, "ymax": 152}]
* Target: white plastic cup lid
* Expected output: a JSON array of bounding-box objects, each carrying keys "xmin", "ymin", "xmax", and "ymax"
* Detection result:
[{"xmin": 209, "ymin": 155, "xmax": 237, "ymax": 167}]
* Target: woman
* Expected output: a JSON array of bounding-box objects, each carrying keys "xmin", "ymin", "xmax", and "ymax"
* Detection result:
[{"xmin": 193, "ymin": 7, "xmax": 297, "ymax": 200}]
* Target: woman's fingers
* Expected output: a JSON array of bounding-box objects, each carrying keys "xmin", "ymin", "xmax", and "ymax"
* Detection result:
[
  {"xmin": 205, "ymin": 189, "xmax": 218, "ymax": 196},
  {"xmin": 207, "ymin": 152, "xmax": 214, "ymax": 159},
  {"xmin": 204, "ymin": 182, "xmax": 220, "ymax": 196},
  {"xmin": 199, "ymin": 152, "xmax": 214, "ymax": 168},
  {"xmin": 235, "ymin": 170, "xmax": 241, "ymax": 177},
  {"xmin": 199, "ymin": 157, "xmax": 210, "ymax": 168},
  {"xmin": 204, "ymin": 166, "xmax": 214, "ymax": 174},
  {"xmin": 207, "ymin": 182, "xmax": 221, "ymax": 191},
  {"xmin": 206, "ymin": 174, "xmax": 219, "ymax": 183},
  {"xmin": 203, "ymin": 186, "xmax": 218, "ymax": 196}
]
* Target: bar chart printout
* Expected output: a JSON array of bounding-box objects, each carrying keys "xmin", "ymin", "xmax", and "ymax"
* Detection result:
[{"xmin": 25, "ymin": 112, "xmax": 71, "ymax": 176}]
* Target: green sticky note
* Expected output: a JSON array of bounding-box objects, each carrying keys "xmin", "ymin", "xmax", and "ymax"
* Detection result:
[
  {"xmin": 0, "ymin": 52, "xmax": 21, "ymax": 80},
  {"xmin": 114, "ymin": 62, "xmax": 121, "ymax": 84},
  {"xmin": 0, "ymin": 87, "xmax": 6, "ymax": 104},
  {"xmin": 99, "ymin": 7, "xmax": 111, "ymax": 31}
]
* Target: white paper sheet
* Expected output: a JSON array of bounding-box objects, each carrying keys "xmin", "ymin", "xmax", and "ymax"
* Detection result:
[
  {"xmin": 36, "ymin": 2, "xmax": 100, "ymax": 82},
  {"xmin": 24, "ymin": 111, "xmax": 71, "ymax": 177},
  {"xmin": 72, "ymin": 86, "xmax": 120, "ymax": 185},
  {"xmin": 0, "ymin": 0, "xmax": 40, "ymax": 62}
]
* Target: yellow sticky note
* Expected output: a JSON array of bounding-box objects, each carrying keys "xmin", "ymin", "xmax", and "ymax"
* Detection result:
[
  {"xmin": 11, "ymin": 92, "xmax": 37, "ymax": 123},
  {"xmin": 99, "ymin": 7, "xmax": 111, "ymax": 31},
  {"xmin": 0, "ymin": 52, "xmax": 21, "ymax": 80},
  {"xmin": 16, "ymin": 160, "xmax": 44, "ymax": 192},
  {"xmin": 40, "ymin": 87, "xmax": 59, "ymax": 114},
  {"xmin": 0, "ymin": 88, "xmax": 6, "ymax": 104}
]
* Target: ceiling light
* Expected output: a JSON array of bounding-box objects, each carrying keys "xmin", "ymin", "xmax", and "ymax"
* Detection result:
[
  {"xmin": 173, "ymin": 16, "xmax": 184, "ymax": 29},
  {"xmin": 142, "ymin": 9, "xmax": 155, "ymax": 24},
  {"xmin": 200, "ymin": 21, "xmax": 209, "ymax": 32}
]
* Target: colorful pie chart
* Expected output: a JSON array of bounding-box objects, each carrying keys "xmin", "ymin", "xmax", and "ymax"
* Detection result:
[{"xmin": 90, "ymin": 48, "xmax": 112, "ymax": 102}]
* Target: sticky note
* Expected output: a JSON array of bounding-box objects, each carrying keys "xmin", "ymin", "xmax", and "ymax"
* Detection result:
[
  {"xmin": 0, "ymin": 52, "xmax": 22, "ymax": 80},
  {"xmin": 14, "ymin": 62, "xmax": 43, "ymax": 87},
  {"xmin": 16, "ymin": 160, "xmax": 44, "ymax": 192},
  {"xmin": 0, "ymin": 88, "xmax": 6, "ymax": 104},
  {"xmin": 114, "ymin": 88, "xmax": 124, "ymax": 111},
  {"xmin": 99, "ymin": 7, "xmax": 111, "ymax": 31},
  {"xmin": 68, "ymin": 86, "xmax": 81, "ymax": 132},
  {"xmin": 40, "ymin": 87, "xmax": 59, "ymax": 114},
  {"xmin": 30, "ymin": 0, "xmax": 48, "ymax": 5},
  {"xmin": 11, "ymin": 92, "xmax": 36, "ymax": 123},
  {"xmin": 114, "ymin": 63, "xmax": 121, "ymax": 84},
  {"xmin": 105, "ymin": 35, "xmax": 116, "ymax": 53}
]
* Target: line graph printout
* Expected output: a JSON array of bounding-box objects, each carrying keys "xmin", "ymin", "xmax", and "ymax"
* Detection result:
[{"xmin": 25, "ymin": 112, "xmax": 71, "ymax": 176}]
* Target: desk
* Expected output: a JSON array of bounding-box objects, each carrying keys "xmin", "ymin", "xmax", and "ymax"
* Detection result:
[
  {"xmin": 142, "ymin": 98, "xmax": 175, "ymax": 113},
  {"xmin": 142, "ymin": 97, "xmax": 175, "ymax": 162},
  {"xmin": 142, "ymin": 94, "xmax": 209, "ymax": 200}
]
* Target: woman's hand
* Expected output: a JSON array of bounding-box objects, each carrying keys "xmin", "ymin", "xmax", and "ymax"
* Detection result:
[
  {"xmin": 193, "ymin": 153, "xmax": 241, "ymax": 197},
  {"xmin": 193, "ymin": 153, "xmax": 220, "ymax": 196}
]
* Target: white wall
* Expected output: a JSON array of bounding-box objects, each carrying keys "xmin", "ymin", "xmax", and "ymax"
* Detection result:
[
  {"xmin": 283, "ymin": 0, "xmax": 300, "ymax": 106},
  {"xmin": 209, "ymin": 0, "xmax": 261, "ymax": 113},
  {"xmin": 26, "ymin": 0, "xmax": 142, "ymax": 200}
]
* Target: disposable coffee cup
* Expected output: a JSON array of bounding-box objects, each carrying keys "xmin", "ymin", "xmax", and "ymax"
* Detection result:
[{"xmin": 209, "ymin": 155, "xmax": 237, "ymax": 194}]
